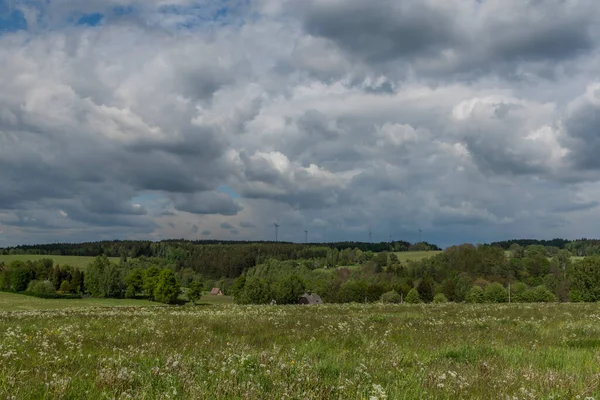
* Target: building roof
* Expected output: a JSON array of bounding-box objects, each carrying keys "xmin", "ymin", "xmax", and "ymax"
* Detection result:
[
  {"xmin": 210, "ymin": 288, "xmax": 222, "ymax": 295},
  {"xmin": 299, "ymin": 292, "xmax": 323, "ymax": 305}
]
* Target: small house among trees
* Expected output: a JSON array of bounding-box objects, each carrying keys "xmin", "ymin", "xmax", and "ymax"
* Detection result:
[
  {"xmin": 298, "ymin": 292, "xmax": 323, "ymax": 305},
  {"xmin": 210, "ymin": 287, "xmax": 223, "ymax": 296}
]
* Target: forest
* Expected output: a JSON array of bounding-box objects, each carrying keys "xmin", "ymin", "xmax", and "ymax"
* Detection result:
[{"xmin": 2, "ymin": 238, "xmax": 600, "ymax": 305}]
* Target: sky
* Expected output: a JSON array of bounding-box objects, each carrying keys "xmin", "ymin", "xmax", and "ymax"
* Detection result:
[{"xmin": 1, "ymin": 0, "xmax": 600, "ymax": 248}]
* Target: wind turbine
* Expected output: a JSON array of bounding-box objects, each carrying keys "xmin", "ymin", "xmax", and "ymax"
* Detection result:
[
  {"xmin": 418, "ymin": 228, "xmax": 423, "ymax": 243},
  {"xmin": 304, "ymin": 230, "xmax": 308, "ymax": 244},
  {"xmin": 368, "ymin": 226, "xmax": 373, "ymax": 243},
  {"xmin": 274, "ymin": 222, "xmax": 279, "ymax": 242}
]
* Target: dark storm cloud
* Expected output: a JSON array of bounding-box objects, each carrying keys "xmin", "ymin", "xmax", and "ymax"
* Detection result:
[
  {"xmin": 296, "ymin": 0, "xmax": 600, "ymax": 79},
  {"xmin": 220, "ymin": 222, "xmax": 234, "ymax": 230},
  {"xmin": 297, "ymin": 0, "xmax": 459, "ymax": 63},
  {"xmin": 239, "ymin": 221, "xmax": 255, "ymax": 228}
]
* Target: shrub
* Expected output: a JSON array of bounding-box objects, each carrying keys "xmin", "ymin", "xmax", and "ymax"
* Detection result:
[
  {"xmin": 569, "ymin": 290, "xmax": 584, "ymax": 303},
  {"xmin": 433, "ymin": 293, "xmax": 448, "ymax": 303},
  {"xmin": 405, "ymin": 288, "xmax": 422, "ymax": 304},
  {"xmin": 26, "ymin": 280, "xmax": 56, "ymax": 295},
  {"xmin": 484, "ymin": 283, "xmax": 508, "ymax": 303},
  {"xmin": 380, "ymin": 290, "xmax": 402, "ymax": 304},
  {"xmin": 529, "ymin": 285, "xmax": 557, "ymax": 303},
  {"xmin": 466, "ymin": 286, "xmax": 484, "ymax": 303}
]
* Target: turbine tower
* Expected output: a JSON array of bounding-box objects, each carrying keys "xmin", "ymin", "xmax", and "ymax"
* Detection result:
[
  {"xmin": 418, "ymin": 228, "xmax": 422, "ymax": 243},
  {"xmin": 304, "ymin": 230, "xmax": 308, "ymax": 244},
  {"xmin": 369, "ymin": 227, "xmax": 373, "ymax": 243},
  {"xmin": 274, "ymin": 222, "xmax": 279, "ymax": 242}
]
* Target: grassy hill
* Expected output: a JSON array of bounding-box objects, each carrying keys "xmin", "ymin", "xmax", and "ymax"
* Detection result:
[{"xmin": 0, "ymin": 254, "xmax": 119, "ymax": 270}]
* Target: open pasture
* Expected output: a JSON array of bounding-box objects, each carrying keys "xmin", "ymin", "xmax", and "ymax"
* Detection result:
[
  {"xmin": 0, "ymin": 254, "xmax": 119, "ymax": 270},
  {"xmin": 0, "ymin": 292, "xmax": 158, "ymax": 311},
  {"xmin": 393, "ymin": 250, "xmax": 442, "ymax": 262},
  {"xmin": 1, "ymin": 303, "xmax": 600, "ymax": 399}
]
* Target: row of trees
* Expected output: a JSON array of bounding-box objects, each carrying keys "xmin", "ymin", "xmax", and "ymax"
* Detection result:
[
  {"xmin": 0, "ymin": 256, "xmax": 188, "ymax": 304},
  {"xmin": 1, "ymin": 240, "xmax": 439, "ymax": 279},
  {"xmin": 230, "ymin": 244, "xmax": 600, "ymax": 304}
]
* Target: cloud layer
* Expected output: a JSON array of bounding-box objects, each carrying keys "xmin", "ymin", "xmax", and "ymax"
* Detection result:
[{"xmin": 1, "ymin": 0, "xmax": 600, "ymax": 247}]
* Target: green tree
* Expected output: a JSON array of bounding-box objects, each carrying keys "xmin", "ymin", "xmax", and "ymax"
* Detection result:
[
  {"xmin": 10, "ymin": 267, "xmax": 33, "ymax": 292},
  {"xmin": 153, "ymin": 269, "xmax": 180, "ymax": 304},
  {"xmin": 529, "ymin": 286, "xmax": 556, "ymax": 302},
  {"xmin": 338, "ymin": 281, "xmax": 368, "ymax": 303},
  {"xmin": 237, "ymin": 277, "xmax": 270, "ymax": 304},
  {"xmin": 187, "ymin": 280, "xmax": 204, "ymax": 305},
  {"xmin": 417, "ymin": 276, "xmax": 434, "ymax": 303},
  {"xmin": 124, "ymin": 268, "xmax": 144, "ymax": 297},
  {"xmin": 440, "ymin": 279, "xmax": 456, "ymax": 301},
  {"xmin": 85, "ymin": 255, "xmax": 110, "ymax": 297},
  {"xmin": 405, "ymin": 288, "xmax": 421, "ymax": 304},
  {"xmin": 229, "ymin": 276, "xmax": 246, "ymax": 297},
  {"xmin": 569, "ymin": 257, "xmax": 600, "ymax": 302},
  {"xmin": 381, "ymin": 290, "xmax": 402, "ymax": 303},
  {"xmin": 484, "ymin": 283, "xmax": 508, "ymax": 303},
  {"xmin": 101, "ymin": 263, "xmax": 123, "ymax": 298},
  {"xmin": 26, "ymin": 280, "xmax": 56, "ymax": 295},
  {"xmin": 143, "ymin": 266, "xmax": 161, "ymax": 300},
  {"xmin": 553, "ymin": 249, "xmax": 572, "ymax": 279},
  {"xmin": 277, "ymin": 275, "xmax": 305, "ymax": 304},
  {"xmin": 466, "ymin": 286, "xmax": 484, "ymax": 303},
  {"xmin": 454, "ymin": 273, "xmax": 473, "ymax": 302},
  {"xmin": 58, "ymin": 280, "xmax": 73, "ymax": 294},
  {"xmin": 433, "ymin": 293, "xmax": 448, "ymax": 303}
]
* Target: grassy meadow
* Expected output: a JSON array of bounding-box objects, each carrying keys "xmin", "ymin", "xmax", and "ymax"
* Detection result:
[
  {"xmin": 393, "ymin": 251, "xmax": 443, "ymax": 262},
  {"xmin": 2, "ymin": 302, "xmax": 600, "ymax": 399},
  {"xmin": 0, "ymin": 254, "xmax": 119, "ymax": 270}
]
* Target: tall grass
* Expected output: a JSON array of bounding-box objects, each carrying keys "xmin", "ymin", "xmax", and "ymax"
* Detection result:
[{"xmin": 1, "ymin": 303, "xmax": 599, "ymax": 399}]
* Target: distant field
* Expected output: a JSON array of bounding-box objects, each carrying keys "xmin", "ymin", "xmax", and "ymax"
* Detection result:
[
  {"xmin": 393, "ymin": 250, "xmax": 442, "ymax": 262},
  {"xmin": 0, "ymin": 254, "xmax": 119, "ymax": 270},
  {"xmin": 198, "ymin": 294, "xmax": 234, "ymax": 305},
  {"xmin": 0, "ymin": 292, "xmax": 158, "ymax": 311}
]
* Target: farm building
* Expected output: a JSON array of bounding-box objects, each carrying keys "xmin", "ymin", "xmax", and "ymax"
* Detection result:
[
  {"xmin": 210, "ymin": 288, "xmax": 223, "ymax": 296},
  {"xmin": 298, "ymin": 292, "xmax": 323, "ymax": 305}
]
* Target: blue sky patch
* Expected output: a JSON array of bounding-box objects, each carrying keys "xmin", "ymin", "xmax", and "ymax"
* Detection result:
[
  {"xmin": 77, "ymin": 12, "xmax": 103, "ymax": 26},
  {"xmin": 0, "ymin": 9, "xmax": 27, "ymax": 32}
]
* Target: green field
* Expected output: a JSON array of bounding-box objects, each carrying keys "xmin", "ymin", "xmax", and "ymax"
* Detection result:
[
  {"xmin": 0, "ymin": 292, "xmax": 158, "ymax": 311},
  {"xmin": 393, "ymin": 250, "xmax": 443, "ymax": 262},
  {"xmin": 0, "ymin": 292, "xmax": 233, "ymax": 311},
  {"xmin": 1, "ymin": 302, "xmax": 600, "ymax": 399},
  {"xmin": 0, "ymin": 254, "xmax": 119, "ymax": 270}
]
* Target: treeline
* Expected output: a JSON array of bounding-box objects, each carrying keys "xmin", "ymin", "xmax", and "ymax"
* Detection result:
[
  {"xmin": 0, "ymin": 239, "xmax": 438, "ymax": 258},
  {"xmin": 0, "ymin": 256, "xmax": 201, "ymax": 304},
  {"xmin": 231, "ymin": 243, "xmax": 600, "ymax": 304},
  {"xmin": 490, "ymin": 238, "xmax": 600, "ymax": 257},
  {"xmin": 0, "ymin": 240, "xmax": 439, "ymax": 279}
]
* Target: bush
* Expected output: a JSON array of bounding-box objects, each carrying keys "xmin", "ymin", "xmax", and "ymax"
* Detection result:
[
  {"xmin": 569, "ymin": 290, "xmax": 584, "ymax": 303},
  {"xmin": 381, "ymin": 290, "xmax": 402, "ymax": 304},
  {"xmin": 466, "ymin": 286, "xmax": 484, "ymax": 303},
  {"xmin": 433, "ymin": 293, "xmax": 448, "ymax": 303},
  {"xmin": 26, "ymin": 280, "xmax": 56, "ymax": 295},
  {"xmin": 529, "ymin": 285, "xmax": 557, "ymax": 303},
  {"xmin": 484, "ymin": 283, "xmax": 508, "ymax": 303},
  {"xmin": 405, "ymin": 288, "xmax": 422, "ymax": 304}
]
